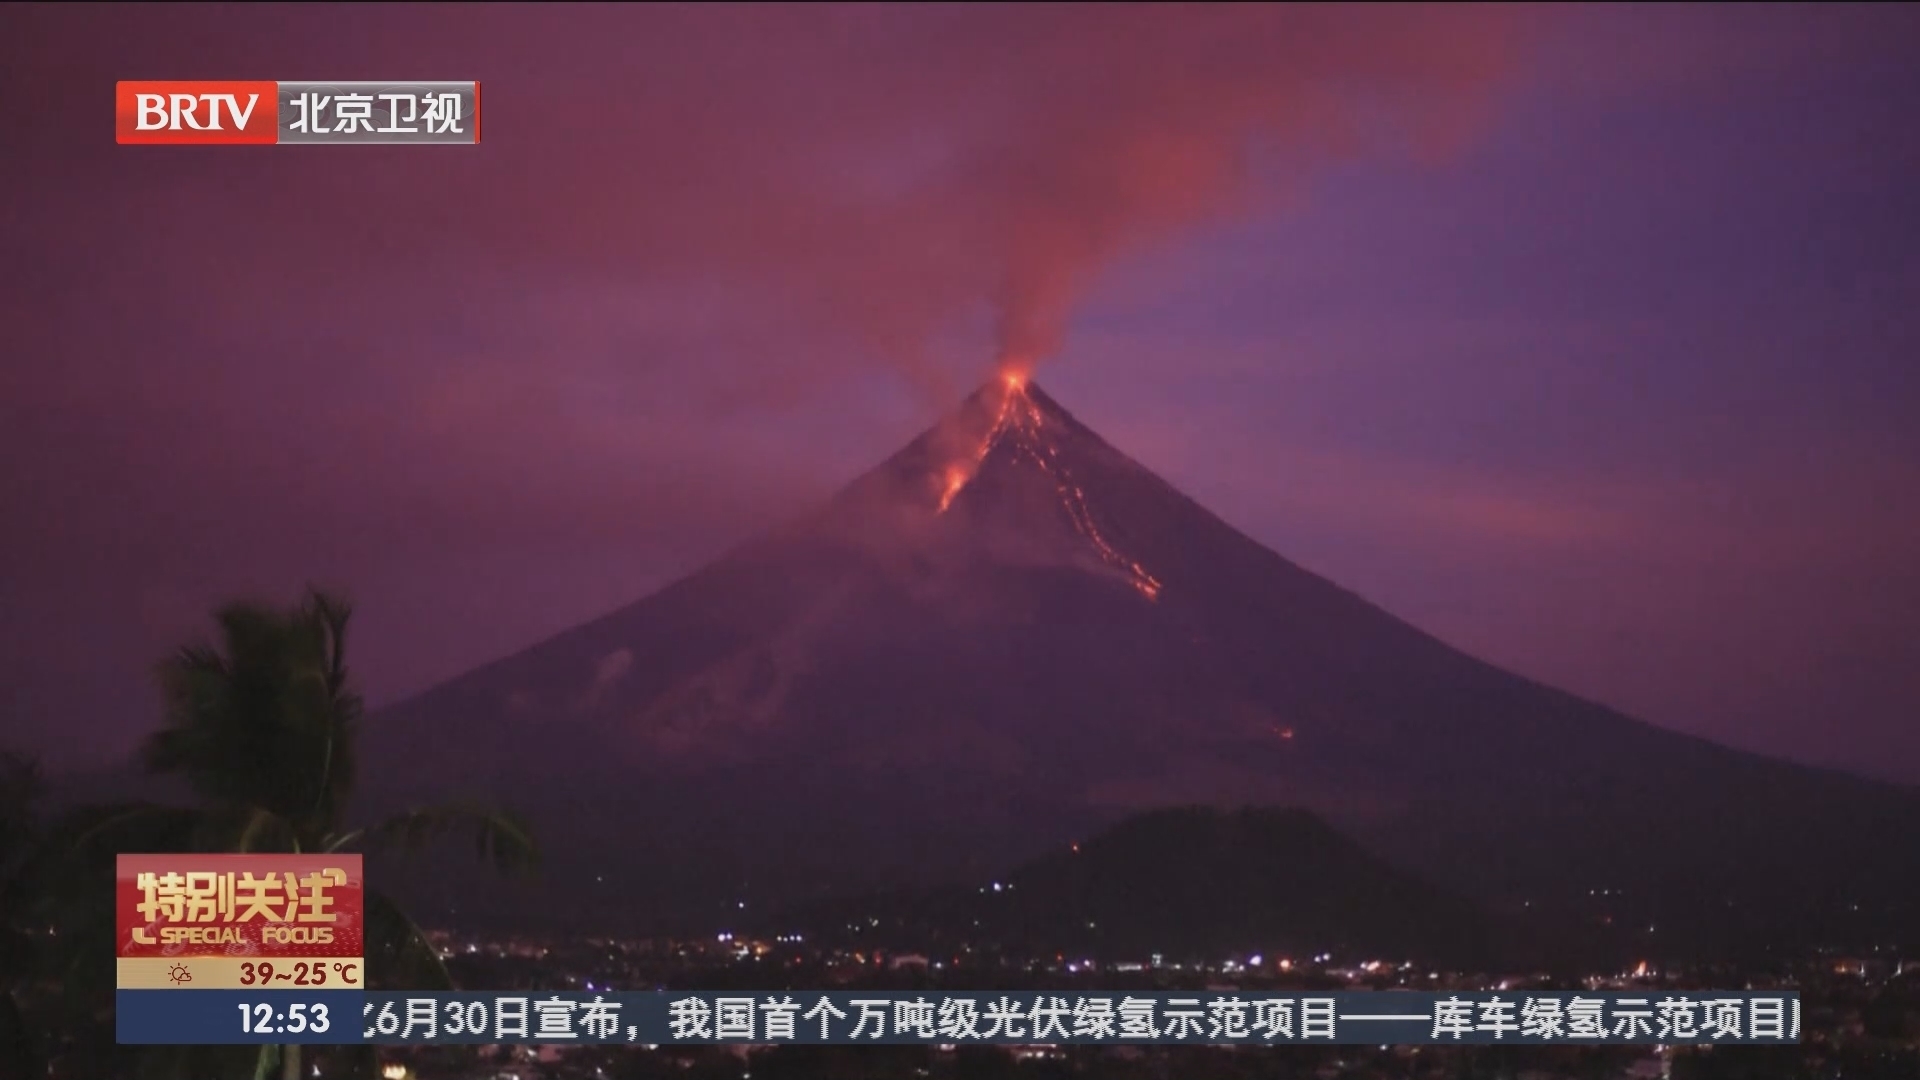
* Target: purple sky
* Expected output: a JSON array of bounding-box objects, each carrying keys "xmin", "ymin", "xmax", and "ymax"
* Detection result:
[{"xmin": 3, "ymin": 4, "xmax": 1918, "ymax": 782}]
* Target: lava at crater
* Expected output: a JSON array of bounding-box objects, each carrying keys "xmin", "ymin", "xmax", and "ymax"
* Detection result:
[{"xmin": 934, "ymin": 371, "xmax": 1161, "ymax": 600}]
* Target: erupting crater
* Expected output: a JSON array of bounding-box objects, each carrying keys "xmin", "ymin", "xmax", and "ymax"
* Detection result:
[{"xmin": 935, "ymin": 370, "xmax": 1161, "ymax": 600}]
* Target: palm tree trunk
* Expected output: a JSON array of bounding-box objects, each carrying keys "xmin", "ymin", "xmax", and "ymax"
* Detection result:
[{"xmin": 280, "ymin": 1043, "xmax": 300, "ymax": 1080}]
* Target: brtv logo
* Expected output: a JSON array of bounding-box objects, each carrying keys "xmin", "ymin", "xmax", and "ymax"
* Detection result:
[{"xmin": 116, "ymin": 81, "xmax": 278, "ymax": 144}]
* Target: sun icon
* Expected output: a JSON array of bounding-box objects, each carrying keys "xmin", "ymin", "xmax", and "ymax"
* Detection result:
[{"xmin": 166, "ymin": 963, "xmax": 191, "ymax": 985}]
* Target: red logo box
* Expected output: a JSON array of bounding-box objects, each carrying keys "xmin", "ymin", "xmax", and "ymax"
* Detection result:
[
  {"xmin": 116, "ymin": 81, "xmax": 279, "ymax": 144},
  {"xmin": 116, "ymin": 854, "xmax": 363, "ymax": 958}
]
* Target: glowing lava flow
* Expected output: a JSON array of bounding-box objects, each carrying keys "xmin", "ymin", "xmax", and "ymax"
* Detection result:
[
  {"xmin": 936, "ymin": 370, "xmax": 1032, "ymax": 513},
  {"xmin": 938, "ymin": 372, "xmax": 1163, "ymax": 600},
  {"xmin": 936, "ymin": 466, "xmax": 971, "ymax": 513}
]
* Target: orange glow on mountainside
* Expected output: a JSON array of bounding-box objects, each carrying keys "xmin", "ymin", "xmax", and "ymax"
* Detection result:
[
  {"xmin": 936, "ymin": 465, "xmax": 970, "ymax": 513},
  {"xmin": 935, "ymin": 374, "xmax": 1030, "ymax": 512},
  {"xmin": 936, "ymin": 375, "xmax": 1162, "ymax": 600}
]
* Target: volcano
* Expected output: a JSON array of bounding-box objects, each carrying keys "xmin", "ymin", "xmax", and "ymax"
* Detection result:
[{"xmin": 366, "ymin": 378, "xmax": 1920, "ymax": 952}]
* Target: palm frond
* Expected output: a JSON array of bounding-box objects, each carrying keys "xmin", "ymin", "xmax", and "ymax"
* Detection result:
[
  {"xmin": 144, "ymin": 592, "xmax": 363, "ymax": 838},
  {"xmin": 47, "ymin": 802, "xmax": 207, "ymax": 863},
  {"xmin": 363, "ymin": 888, "xmax": 453, "ymax": 991},
  {"xmin": 358, "ymin": 804, "xmax": 539, "ymax": 877},
  {"xmin": 302, "ymin": 588, "xmax": 354, "ymax": 700},
  {"xmin": 300, "ymin": 587, "xmax": 361, "ymax": 829},
  {"xmin": 233, "ymin": 808, "xmax": 295, "ymax": 854},
  {"xmin": 19, "ymin": 803, "xmax": 211, "ymax": 1018}
]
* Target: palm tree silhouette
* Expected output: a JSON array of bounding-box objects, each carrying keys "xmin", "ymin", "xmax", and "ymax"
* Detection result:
[{"xmin": 51, "ymin": 587, "xmax": 536, "ymax": 1080}]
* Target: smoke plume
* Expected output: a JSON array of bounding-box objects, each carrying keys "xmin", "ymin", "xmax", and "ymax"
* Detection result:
[
  {"xmin": 959, "ymin": 5, "xmax": 1529, "ymax": 370},
  {"xmin": 5, "ymin": 5, "xmax": 1533, "ymax": 408}
]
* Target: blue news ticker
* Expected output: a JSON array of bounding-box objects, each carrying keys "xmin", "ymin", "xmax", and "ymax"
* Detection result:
[{"xmin": 119, "ymin": 990, "xmax": 1801, "ymax": 1046}]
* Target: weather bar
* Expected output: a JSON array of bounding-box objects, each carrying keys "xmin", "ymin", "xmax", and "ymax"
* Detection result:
[
  {"xmin": 118, "ymin": 990, "xmax": 1800, "ymax": 1046},
  {"xmin": 114, "ymin": 81, "xmax": 479, "ymax": 144}
]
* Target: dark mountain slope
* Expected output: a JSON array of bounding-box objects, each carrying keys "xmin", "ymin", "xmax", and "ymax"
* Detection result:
[
  {"xmin": 361, "ymin": 378, "xmax": 1920, "ymax": 951},
  {"xmin": 764, "ymin": 806, "xmax": 1517, "ymax": 968}
]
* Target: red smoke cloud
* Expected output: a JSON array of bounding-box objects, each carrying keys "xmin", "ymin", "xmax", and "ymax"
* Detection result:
[
  {"xmin": 433, "ymin": 5, "xmax": 1535, "ymax": 387},
  {"xmin": 704, "ymin": 3, "xmax": 1535, "ymax": 376},
  {"xmin": 957, "ymin": 5, "xmax": 1529, "ymax": 367},
  {"xmin": 6, "ymin": 6, "xmax": 1531, "ymax": 402}
]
